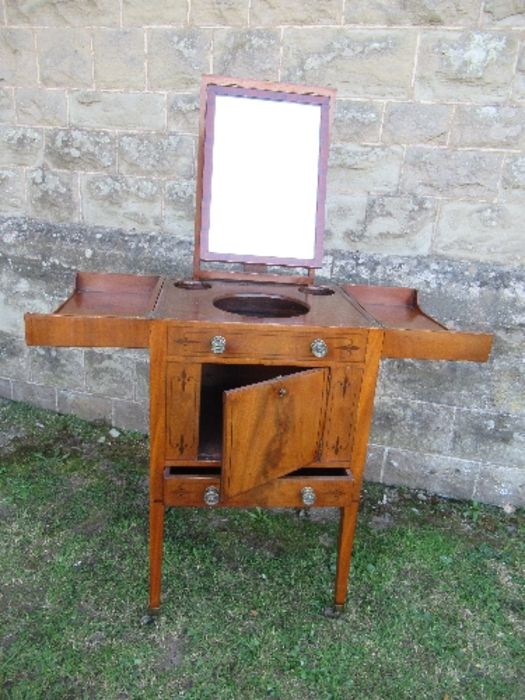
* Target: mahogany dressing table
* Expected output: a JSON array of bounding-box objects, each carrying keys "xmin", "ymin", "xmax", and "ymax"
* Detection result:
[{"xmin": 25, "ymin": 77, "xmax": 492, "ymax": 615}]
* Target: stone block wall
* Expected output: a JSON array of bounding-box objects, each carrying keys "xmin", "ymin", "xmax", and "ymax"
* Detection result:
[{"xmin": 0, "ymin": 0, "xmax": 524, "ymax": 505}]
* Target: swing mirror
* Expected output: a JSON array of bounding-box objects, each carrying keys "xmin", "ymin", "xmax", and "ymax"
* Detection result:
[{"xmin": 194, "ymin": 76, "xmax": 335, "ymax": 282}]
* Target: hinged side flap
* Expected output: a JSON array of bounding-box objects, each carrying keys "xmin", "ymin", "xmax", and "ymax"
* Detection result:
[{"xmin": 222, "ymin": 368, "xmax": 328, "ymax": 498}]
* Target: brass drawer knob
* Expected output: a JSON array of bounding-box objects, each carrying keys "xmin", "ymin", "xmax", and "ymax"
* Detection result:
[
  {"xmin": 310, "ymin": 338, "xmax": 328, "ymax": 358},
  {"xmin": 301, "ymin": 486, "xmax": 316, "ymax": 507},
  {"xmin": 210, "ymin": 335, "xmax": 226, "ymax": 354},
  {"xmin": 203, "ymin": 485, "xmax": 220, "ymax": 506}
]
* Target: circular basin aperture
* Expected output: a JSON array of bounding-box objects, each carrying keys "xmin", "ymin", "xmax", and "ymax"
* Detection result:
[{"xmin": 213, "ymin": 293, "xmax": 309, "ymax": 318}]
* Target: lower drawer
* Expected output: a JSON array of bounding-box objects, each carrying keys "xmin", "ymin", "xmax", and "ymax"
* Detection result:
[{"xmin": 163, "ymin": 467, "xmax": 357, "ymax": 508}]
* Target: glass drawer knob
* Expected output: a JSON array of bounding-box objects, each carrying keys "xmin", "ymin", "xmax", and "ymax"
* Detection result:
[
  {"xmin": 310, "ymin": 338, "xmax": 328, "ymax": 358},
  {"xmin": 204, "ymin": 486, "xmax": 220, "ymax": 507},
  {"xmin": 301, "ymin": 486, "xmax": 316, "ymax": 507},
  {"xmin": 210, "ymin": 335, "xmax": 226, "ymax": 354}
]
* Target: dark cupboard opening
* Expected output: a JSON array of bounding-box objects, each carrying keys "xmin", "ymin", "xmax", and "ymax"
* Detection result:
[{"xmin": 198, "ymin": 363, "xmax": 307, "ymax": 460}]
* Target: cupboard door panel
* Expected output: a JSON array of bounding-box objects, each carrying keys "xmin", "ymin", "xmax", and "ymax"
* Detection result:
[
  {"xmin": 166, "ymin": 363, "xmax": 200, "ymax": 460},
  {"xmin": 222, "ymin": 368, "xmax": 328, "ymax": 498}
]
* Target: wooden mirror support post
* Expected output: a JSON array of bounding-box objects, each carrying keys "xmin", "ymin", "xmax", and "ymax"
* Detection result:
[{"xmin": 24, "ymin": 76, "xmax": 493, "ymax": 616}]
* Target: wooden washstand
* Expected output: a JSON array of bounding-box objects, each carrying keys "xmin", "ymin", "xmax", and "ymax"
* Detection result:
[{"xmin": 25, "ymin": 77, "xmax": 492, "ymax": 615}]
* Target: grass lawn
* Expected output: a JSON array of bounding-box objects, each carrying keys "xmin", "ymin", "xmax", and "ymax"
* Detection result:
[{"xmin": 0, "ymin": 399, "xmax": 523, "ymax": 699}]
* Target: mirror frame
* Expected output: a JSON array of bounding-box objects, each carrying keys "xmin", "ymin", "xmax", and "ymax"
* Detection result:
[{"xmin": 193, "ymin": 75, "xmax": 335, "ymax": 284}]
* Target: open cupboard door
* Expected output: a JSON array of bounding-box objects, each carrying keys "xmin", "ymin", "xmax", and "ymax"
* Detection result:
[{"xmin": 221, "ymin": 368, "xmax": 328, "ymax": 498}]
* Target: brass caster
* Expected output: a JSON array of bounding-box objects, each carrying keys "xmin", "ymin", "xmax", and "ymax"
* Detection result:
[
  {"xmin": 142, "ymin": 607, "xmax": 160, "ymax": 625},
  {"xmin": 323, "ymin": 603, "xmax": 345, "ymax": 619}
]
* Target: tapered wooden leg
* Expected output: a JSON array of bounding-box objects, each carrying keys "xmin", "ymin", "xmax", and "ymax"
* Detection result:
[
  {"xmin": 334, "ymin": 501, "xmax": 360, "ymax": 611},
  {"xmin": 149, "ymin": 499, "xmax": 165, "ymax": 612}
]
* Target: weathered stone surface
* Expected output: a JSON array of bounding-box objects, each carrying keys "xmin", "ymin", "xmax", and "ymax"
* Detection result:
[
  {"xmin": 328, "ymin": 144, "xmax": 403, "ymax": 193},
  {"xmin": 164, "ymin": 179, "xmax": 196, "ymax": 237},
  {"xmin": 45, "ymin": 129, "xmax": 116, "ymax": 172},
  {"xmin": 30, "ymin": 346, "xmax": 85, "ymax": 390},
  {"xmin": 0, "ymin": 170, "xmax": 25, "ymax": 214},
  {"xmin": 379, "ymin": 357, "xmax": 496, "ymax": 414},
  {"xmin": 122, "ymin": 0, "xmax": 187, "ymax": 26},
  {"xmin": 501, "ymin": 153, "xmax": 525, "ymax": 192},
  {"xmin": 118, "ymin": 133, "xmax": 194, "ymax": 178},
  {"xmin": 359, "ymin": 195, "xmax": 435, "ymax": 256},
  {"xmin": 475, "ymin": 465, "xmax": 525, "ymax": 507},
  {"xmin": 135, "ymin": 358, "xmax": 149, "ymax": 402},
  {"xmin": 0, "ymin": 216, "xmax": 193, "ymax": 278},
  {"xmin": 383, "ymin": 102, "xmax": 452, "ymax": 145},
  {"xmin": 0, "ymin": 89, "xmax": 15, "ymax": 124},
  {"xmin": 37, "ymin": 29, "xmax": 93, "ymax": 88},
  {"xmin": 190, "ymin": 0, "xmax": 248, "ymax": 26},
  {"xmin": 363, "ymin": 444, "xmax": 384, "ymax": 482},
  {"xmin": 15, "ymin": 88, "xmax": 67, "ymax": 127},
  {"xmin": 332, "ymin": 100, "xmax": 382, "ymax": 143},
  {"xmin": 450, "ymin": 105, "xmax": 525, "ymax": 148},
  {"xmin": 0, "ymin": 127, "xmax": 43, "ymax": 167},
  {"xmin": 482, "ymin": 0, "xmax": 525, "ymax": 26},
  {"xmin": 5, "ymin": 0, "xmax": 119, "ymax": 26},
  {"xmin": 371, "ymin": 398, "xmax": 455, "ymax": 454},
  {"xmin": 93, "ymin": 29, "xmax": 145, "ymax": 90},
  {"xmin": 0, "ymin": 331, "xmax": 29, "ymax": 380},
  {"xmin": 402, "ymin": 147, "xmax": 502, "ymax": 198},
  {"xmin": 213, "ymin": 29, "xmax": 280, "ymax": 79},
  {"xmin": 85, "ymin": 349, "xmax": 135, "ymax": 399},
  {"xmin": 0, "ymin": 379, "xmax": 12, "ymax": 400},
  {"xmin": 424, "ymin": 267, "xmax": 525, "ymax": 332},
  {"xmin": 330, "ymin": 250, "xmax": 525, "ymax": 332},
  {"xmin": 512, "ymin": 43, "xmax": 525, "ymax": 99},
  {"xmin": 113, "ymin": 398, "xmax": 148, "ymax": 433},
  {"xmin": 282, "ymin": 29, "xmax": 417, "ymax": 98},
  {"xmin": 380, "ymin": 334, "xmax": 525, "ymax": 421},
  {"xmin": 12, "ymin": 381, "xmax": 56, "ymax": 411},
  {"xmin": 324, "ymin": 193, "xmax": 367, "ymax": 250},
  {"xmin": 344, "ymin": 0, "xmax": 480, "ymax": 26},
  {"xmin": 147, "ymin": 29, "xmax": 211, "ymax": 91},
  {"xmin": 0, "ymin": 28, "xmax": 37, "ymax": 85},
  {"xmin": 435, "ymin": 200, "xmax": 524, "ymax": 265},
  {"xmin": 452, "ymin": 408, "xmax": 525, "ymax": 468},
  {"xmin": 168, "ymin": 93, "xmax": 200, "ymax": 134},
  {"xmin": 490, "ymin": 330, "xmax": 525, "ymax": 415},
  {"xmin": 0, "ymin": 261, "xmax": 65, "ymax": 336},
  {"xmin": 382, "ymin": 448, "xmax": 478, "ymax": 501},
  {"xmin": 415, "ymin": 31, "xmax": 519, "ymax": 102},
  {"xmin": 250, "ymin": 0, "xmax": 341, "ymax": 25},
  {"xmin": 70, "ymin": 91, "xmax": 166, "ymax": 130},
  {"xmin": 28, "ymin": 168, "xmax": 79, "ymax": 224},
  {"xmin": 57, "ymin": 390, "xmax": 112, "ymax": 423},
  {"xmin": 81, "ymin": 174, "xmax": 162, "ymax": 231}
]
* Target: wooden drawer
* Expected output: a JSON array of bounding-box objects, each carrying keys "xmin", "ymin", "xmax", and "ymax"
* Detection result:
[
  {"xmin": 167, "ymin": 324, "xmax": 367, "ymax": 363},
  {"xmin": 163, "ymin": 467, "xmax": 358, "ymax": 508}
]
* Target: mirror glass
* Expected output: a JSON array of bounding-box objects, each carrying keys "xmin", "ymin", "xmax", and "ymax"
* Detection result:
[{"xmin": 199, "ymin": 84, "xmax": 331, "ymax": 268}]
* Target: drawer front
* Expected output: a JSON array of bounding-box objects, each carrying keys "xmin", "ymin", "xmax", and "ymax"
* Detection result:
[
  {"xmin": 167, "ymin": 325, "xmax": 367, "ymax": 363},
  {"xmin": 164, "ymin": 469, "xmax": 358, "ymax": 508}
]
